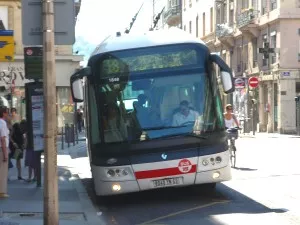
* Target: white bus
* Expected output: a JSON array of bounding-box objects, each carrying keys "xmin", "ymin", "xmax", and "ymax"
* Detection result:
[{"xmin": 70, "ymin": 28, "xmax": 235, "ymax": 196}]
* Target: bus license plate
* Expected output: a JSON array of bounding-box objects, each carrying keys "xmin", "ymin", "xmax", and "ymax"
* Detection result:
[{"xmin": 152, "ymin": 177, "xmax": 183, "ymax": 188}]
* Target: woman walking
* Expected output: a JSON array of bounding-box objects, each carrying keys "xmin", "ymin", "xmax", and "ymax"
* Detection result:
[{"xmin": 9, "ymin": 122, "xmax": 25, "ymax": 180}]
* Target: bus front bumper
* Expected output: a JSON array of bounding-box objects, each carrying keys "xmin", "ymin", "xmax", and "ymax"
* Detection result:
[{"xmin": 92, "ymin": 164, "xmax": 231, "ymax": 196}]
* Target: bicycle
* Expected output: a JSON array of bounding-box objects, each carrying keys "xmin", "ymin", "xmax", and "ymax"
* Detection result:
[{"xmin": 226, "ymin": 127, "xmax": 241, "ymax": 168}]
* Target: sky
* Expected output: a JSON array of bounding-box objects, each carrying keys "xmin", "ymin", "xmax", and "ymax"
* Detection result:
[{"xmin": 74, "ymin": 0, "xmax": 155, "ymax": 65}]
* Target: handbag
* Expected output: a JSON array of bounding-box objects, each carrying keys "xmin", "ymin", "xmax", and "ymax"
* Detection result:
[{"xmin": 13, "ymin": 148, "xmax": 22, "ymax": 160}]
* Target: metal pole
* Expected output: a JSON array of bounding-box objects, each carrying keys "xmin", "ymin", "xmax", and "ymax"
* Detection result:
[
  {"xmin": 61, "ymin": 126, "xmax": 64, "ymax": 150},
  {"xmin": 42, "ymin": 0, "xmax": 58, "ymax": 224}
]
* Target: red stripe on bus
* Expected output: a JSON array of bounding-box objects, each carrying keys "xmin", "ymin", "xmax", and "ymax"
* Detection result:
[{"xmin": 134, "ymin": 165, "xmax": 197, "ymax": 179}]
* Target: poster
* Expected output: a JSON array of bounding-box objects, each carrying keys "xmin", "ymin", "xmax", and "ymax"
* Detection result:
[
  {"xmin": 0, "ymin": 6, "xmax": 14, "ymax": 62},
  {"xmin": 31, "ymin": 95, "xmax": 44, "ymax": 151}
]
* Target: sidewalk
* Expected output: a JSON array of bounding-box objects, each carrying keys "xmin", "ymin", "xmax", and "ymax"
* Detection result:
[
  {"xmin": 239, "ymin": 132, "xmax": 300, "ymax": 139},
  {"xmin": 0, "ymin": 136, "xmax": 105, "ymax": 225}
]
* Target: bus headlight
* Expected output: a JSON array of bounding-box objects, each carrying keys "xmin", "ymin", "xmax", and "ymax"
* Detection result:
[
  {"xmin": 202, "ymin": 159, "xmax": 209, "ymax": 166},
  {"xmin": 112, "ymin": 183, "xmax": 121, "ymax": 192}
]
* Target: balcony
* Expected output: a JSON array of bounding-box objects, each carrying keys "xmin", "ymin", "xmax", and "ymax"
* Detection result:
[
  {"xmin": 201, "ymin": 32, "xmax": 215, "ymax": 49},
  {"xmin": 216, "ymin": 24, "xmax": 234, "ymax": 48},
  {"xmin": 163, "ymin": 5, "xmax": 181, "ymax": 26},
  {"xmin": 236, "ymin": 8, "xmax": 259, "ymax": 37}
]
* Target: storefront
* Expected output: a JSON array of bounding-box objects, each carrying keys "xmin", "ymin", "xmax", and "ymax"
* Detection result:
[{"xmin": 0, "ymin": 55, "xmax": 83, "ymax": 130}]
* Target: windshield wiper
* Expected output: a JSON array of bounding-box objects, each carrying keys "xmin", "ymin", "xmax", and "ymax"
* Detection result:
[
  {"xmin": 150, "ymin": 132, "xmax": 207, "ymax": 140},
  {"xmin": 143, "ymin": 125, "xmax": 187, "ymax": 131},
  {"xmin": 184, "ymin": 133, "xmax": 207, "ymax": 139}
]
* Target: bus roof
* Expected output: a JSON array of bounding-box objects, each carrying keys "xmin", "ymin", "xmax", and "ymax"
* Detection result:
[{"xmin": 90, "ymin": 27, "xmax": 207, "ymax": 56}]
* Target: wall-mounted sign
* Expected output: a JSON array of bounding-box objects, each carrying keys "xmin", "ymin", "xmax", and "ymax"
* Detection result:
[
  {"xmin": 281, "ymin": 72, "xmax": 290, "ymax": 77},
  {"xmin": 234, "ymin": 77, "xmax": 245, "ymax": 89}
]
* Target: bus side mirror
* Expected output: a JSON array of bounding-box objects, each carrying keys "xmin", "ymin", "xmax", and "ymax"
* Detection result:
[
  {"xmin": 210, "ymin": 53, "xmax": 234, "ymax": 94},
  {"xmin": 70, "ymin": 67, "xmax": 91, "ymax": 102}
]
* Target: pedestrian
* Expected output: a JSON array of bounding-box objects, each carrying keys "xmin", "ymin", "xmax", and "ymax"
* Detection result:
[
  {"xmin": 9, "ymin": 122, "xmax": 25, "ymax": 180},
  {"xmin": 10, "ymin": 108, "xmax": 20, "ymax": 125},
  {"xmin": 22, "ymin": 120, "xmax": 37, "ymax": 182},
  {"xmin": 0, "ymin": 106, "xmax": 10, "ymax": 198},
  {"xmin": 76, "ymin": 108, "xmax": 83, "ymax": 133}
]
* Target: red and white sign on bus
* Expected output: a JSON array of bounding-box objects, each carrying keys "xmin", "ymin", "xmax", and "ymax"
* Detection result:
[{"xmin": 248, "ymin": 76, "xmax": 259, "ymax": 88}]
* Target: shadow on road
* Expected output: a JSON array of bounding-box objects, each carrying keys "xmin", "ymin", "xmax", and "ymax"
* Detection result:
[
  {"xmin": 80, "ymin": 178, "xmax": 288, "ymax": 225},
  {"xmin": 233, "ymin": 167, "xmax": 258, "ymax": 171}
]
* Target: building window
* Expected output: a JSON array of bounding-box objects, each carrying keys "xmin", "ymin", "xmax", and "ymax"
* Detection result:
[
  {"xmin": 229, "ymin": 5, "xmax": 234, "ymax": 26},
  {"xmin": 242, "ymin": 0, "xmax": 248, "ymax": 9},
  {"xmin": 203, "ymin": 12, "xmax": 206, "ymax": 36},
  {"xmin": 252, "ymin": 38, "xmax": 258, "ymax": 67},
  {"xmin": 271, "ymin": 32, "xmax": 277, "ymax": 64},
  {"xmin": 210, "ymin": 8, "xmax": 213, "ymax": 32},
  {"xmin": 216, "ymin": 4, "xmax": 221, "ymax": 25},
  {"xmin": 271, "ymin": 0, "xmax": 277, "ymax": 10},
  {"xmin": 184, "ymin": 24, "xmax": 186, "ymax": 31},
  {"xmin": 237, "ymin": 46, "xmax": 242, "ymax": 72},
  {"xmin": 223, "ymin": 2, "xmax": 227, "ymax": 24},
  {"xmin": 183, "ymin": 0, "xmax": 186, "ymax": 10},
  {"xmin": 262, "ymin": 34, "xmax": 268, "ymax": 66},
  {"xmin": 262, "ymin": 0, "xmax": 267, "ymax": 15},
  {"xmin": 57, "ymin": 87, "xmax": 73, "ymax": 128},
  {"xmin": 189, "ymin": 21, "xmax": 192, "ymax": 34},
  {"xmin": 196, "ymin": 15, "xmax": 199, "ymax": 37},
  {"xmin": 252, "ymin": 0, "xmax": 257, "ymax": 9}
]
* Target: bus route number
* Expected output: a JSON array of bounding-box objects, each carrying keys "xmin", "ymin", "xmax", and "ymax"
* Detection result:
[{"xmin": 108, "ymin": 77, "xmax": 120, "ymax": 83}]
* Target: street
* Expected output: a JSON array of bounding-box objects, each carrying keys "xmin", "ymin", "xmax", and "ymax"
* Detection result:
[{"xmin": 71, "ymin": 134, "xmax": 300, "ymax": 225}]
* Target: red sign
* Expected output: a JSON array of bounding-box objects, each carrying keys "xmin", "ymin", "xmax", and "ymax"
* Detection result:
[{"xmin": 248, "ymin": 76, "xmax": 259, "ymax": 88}]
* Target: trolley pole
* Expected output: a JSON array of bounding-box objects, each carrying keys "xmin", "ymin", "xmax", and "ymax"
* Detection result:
[{"xmin": 42, "ymin": 0, "xmax": 59, "ymax": 224}]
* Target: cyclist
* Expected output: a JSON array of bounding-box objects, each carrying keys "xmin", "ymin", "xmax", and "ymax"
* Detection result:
[
  {"xmin": 224, "ymin": 104, "xmax": 240, "ymax": 167},
  {"xmin": 224, "ymin": 104, "xmax": 239, "ymax": 128}
]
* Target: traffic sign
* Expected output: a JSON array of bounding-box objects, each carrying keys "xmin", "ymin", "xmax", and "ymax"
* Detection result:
[
  {"xmin": 22, "ymin": 0, "xmax": 75, "ymax": 45},
  {"xmin": 234, "ymin": 77, "xmax": 245, "ymax": 89},
  {"xmin": 24, "ymin": 47, "xmax": 43, "ymax": 80},
  {"xmin": 248, "ymin": 76, "xmax": 259, "ymax": 88}
]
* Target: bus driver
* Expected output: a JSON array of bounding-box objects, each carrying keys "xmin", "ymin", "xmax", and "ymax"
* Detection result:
[{"xmin": 172, "ymin": 100, "xmax": 199, "ymax": 126}]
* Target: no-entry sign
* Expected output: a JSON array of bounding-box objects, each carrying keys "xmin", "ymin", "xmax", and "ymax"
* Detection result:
[{"xmin": 248, "ymin": 76, "xmax": 259, "ymax": 88}]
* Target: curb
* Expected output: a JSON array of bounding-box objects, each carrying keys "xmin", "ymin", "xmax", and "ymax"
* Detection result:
[
  {"xmin": 71, "ymin": 175, "xmax": 106, "ymax": 225},
  {"xmin": 66, "ymin": 148, "xmax": 106, "ymax": 225}
]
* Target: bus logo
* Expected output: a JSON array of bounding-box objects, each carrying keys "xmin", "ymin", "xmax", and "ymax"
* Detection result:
[
  {"xmin": 178, "ymin": 159, "xmax": 192, "ymax": 173},
  {"xmin": 161, "ymin": 153, "xmax": 167, "ymax": 160}
]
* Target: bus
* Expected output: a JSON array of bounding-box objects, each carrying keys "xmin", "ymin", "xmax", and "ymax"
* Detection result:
[{"xmin": 70, "ymin": 28, "xmax": 235, "ymax": 196}]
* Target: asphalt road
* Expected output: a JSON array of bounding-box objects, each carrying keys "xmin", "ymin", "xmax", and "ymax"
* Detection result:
[{"xmin": 76, "ymin": 134, "xmax": 300, "ymax": 225}]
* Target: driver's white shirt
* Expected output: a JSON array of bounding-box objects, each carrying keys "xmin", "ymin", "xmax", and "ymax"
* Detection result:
[{"xmin": 172, "ymin": 110, "xmax": 199, "ymax": 126}]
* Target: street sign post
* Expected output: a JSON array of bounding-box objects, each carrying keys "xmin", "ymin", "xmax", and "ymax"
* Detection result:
[
  {"xmin": 248, "ymin": 76, "xmax": 259, "ymax": 88},
  {"xmin": 22, "ymin": 0, "xmax": 75, "ymax": 45},
  {"xmin": 24, "ymin": 47, "xmax": 43, "ymax": 80}
]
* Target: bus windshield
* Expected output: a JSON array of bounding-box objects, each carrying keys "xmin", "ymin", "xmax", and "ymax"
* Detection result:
[{"xmin": 92, "ymin": 44, "xmax": 224, "ymax": 144}]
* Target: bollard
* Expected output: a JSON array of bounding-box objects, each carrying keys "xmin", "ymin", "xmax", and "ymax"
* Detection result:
[
  {"xmin": 65, "ymin": 124, "xmax": 70, "ymax": 148},
  {"xmin": 61, "ymin": 126, "xmax": 64, "ymax": 150},
  {"xmin": 71, "ymin": 124, "xmax": 75, "ymax": 146},
  {"xmin": 75, "ymin": 124, "xmax": 79, "ymax": 144}
]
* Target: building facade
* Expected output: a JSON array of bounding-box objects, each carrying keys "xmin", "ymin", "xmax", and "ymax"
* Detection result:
[
  {"xmin": 181, "ymin": 0, "xmax": 300, "ymax": 134},
  {"xmin": 0, "ymin": 0, "xmax": 83, "ymax": 129}
]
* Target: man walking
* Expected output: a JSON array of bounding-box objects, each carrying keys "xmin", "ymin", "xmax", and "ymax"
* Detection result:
[{"xmin": 0, "ymin": 106, "xmax": 10, "ymax": 198}]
